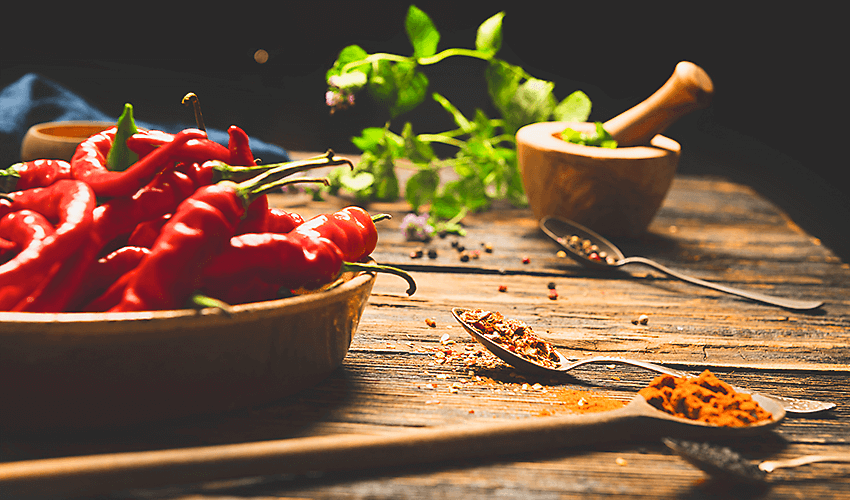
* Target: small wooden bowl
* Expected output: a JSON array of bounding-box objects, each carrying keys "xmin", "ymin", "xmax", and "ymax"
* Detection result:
[
  {"xmin": 517, "ymin": 121, "xmax": 680, "ymax": 237},
  {"xmin": 20, "ymin": 121, "xmax": 114, "ymax": 162},
  {"xmin": 0, "ymin": 270, "xmax": 376, "ymax": 433}
]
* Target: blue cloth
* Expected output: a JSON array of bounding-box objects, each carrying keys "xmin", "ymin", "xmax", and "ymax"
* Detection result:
[{"xmin": 0, "ymin": 73, "xmax": 290, "ymax": 166}]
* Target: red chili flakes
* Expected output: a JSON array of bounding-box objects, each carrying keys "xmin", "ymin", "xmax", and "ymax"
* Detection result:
[
  {"xmin": 498, "ymin": 285, "xmax": 508, "ymax": 293},
  {"xmin": 548, "ymin": 289, "xmax": 558, "ymax": 300},
  {"xmin": 522, "ymin": 256, "xmax": 531, "ymax": 264},
  {"xmin": 457, "ymin": 309, "xmax": 561, "ymax": 369},
  {"xmin": 425, "ymin": 318, "xmax": 437, "ymax": 328}
]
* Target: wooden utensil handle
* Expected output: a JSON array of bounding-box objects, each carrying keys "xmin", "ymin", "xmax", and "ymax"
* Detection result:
[
  {"xmin": 603, "ymin": 61, "xmax": 714, "ymax": 147},
  {"xmin": 0, "ymin": 407, "xmax": 644, "ymax": 498}
]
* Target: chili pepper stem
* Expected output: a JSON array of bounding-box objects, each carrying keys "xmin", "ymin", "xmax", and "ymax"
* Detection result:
[
  {"xmin": 210, "ymin": 149, "xmax": 355, "ymax": 183},
  {"xmin": 343, "ymin": 261, "xmax": 417, "ymax": 296},
  {"xmin": 372, "ymin": 213, "xmax": 392, "ymax": 223},
  {"xmin": 187, "ymin": 292, "xmax": 235, "ymax": 316},
  {"xmin": 249, "ymin": 177, "xmax": 329, "ymax": 203},
  {"xmin": 182, "ymin": 93, "xmax": 206, "ymax": 132}
]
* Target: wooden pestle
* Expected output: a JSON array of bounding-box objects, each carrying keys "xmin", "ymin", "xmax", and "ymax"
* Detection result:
[{"xmin": 603, "ymin": 61, "xmax": 714, "ymax": 147}]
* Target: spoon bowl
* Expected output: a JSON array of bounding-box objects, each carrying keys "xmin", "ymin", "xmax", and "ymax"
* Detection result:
[
  {"xmin": 663, "ymin": 438, "xmax": 850, "ymax": 484},
  {"xmin": 540, "ymin": 216, "xmax": 824, "ymax": 311},
  {"xmin": 451, "ymin": 307, "xmax": 835, "ymax": 414}
]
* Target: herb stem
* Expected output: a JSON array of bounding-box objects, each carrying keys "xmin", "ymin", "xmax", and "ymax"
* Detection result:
[
  {"xmin": 417, "ymin": 48, "xmax": 492, "ymax": 66},
  {"xmin": 341, "ymin": 48, "xmax": 491, "ymax": 75},
  {"xmin": 417, "ymin": 134, "xmax": 466, "ymax": 148}
]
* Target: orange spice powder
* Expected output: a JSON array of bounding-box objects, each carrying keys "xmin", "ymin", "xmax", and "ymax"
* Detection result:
[
  {"xmin": 638, "ymin": 370, "xmax": 772, "ymax": 427},
  {"xmin": 547, "ymin": 387, "xmax": 626, "ymax": 414}
]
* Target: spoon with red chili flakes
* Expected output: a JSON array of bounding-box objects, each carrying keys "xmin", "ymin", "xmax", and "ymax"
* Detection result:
[{"xmin": 450, "ymin": 307, "xmax": 835, "ymax": 415}]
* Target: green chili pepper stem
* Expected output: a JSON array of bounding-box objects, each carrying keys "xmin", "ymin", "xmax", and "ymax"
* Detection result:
[
  {"xmin": 0, "ymin": 166, "xmax": 22, "ymax": 193},
  {"xmin": 372, "ymin": 213, "xmax": 392, "ymax": 223},
  {"xmin": 106, "ymin": 103, "xmax": 139, "ymax": 172},
  {"xmin": 187, "ymin": 292, "xmax": 234, "ymax": 315},
  {"xmin": 343, "ymin": 261, "xmax": 417, "ymax": 296},
  {"xmin": 212, "ymin": 149, "xmax": 355, "ymax": 183},
  {"xmin": 229, "ymin": 176, "xmax": 330, "ymax": 207}
]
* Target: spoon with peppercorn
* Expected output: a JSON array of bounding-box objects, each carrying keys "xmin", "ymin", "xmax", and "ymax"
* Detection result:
[
  {"xmin": 450, "ymin": 307, "xmax": 835, "ymax": 414},
  {"xmin": 539, "ymin": 216, "xmax": 824, "ymax": 311},
  {"xmin": 663, "ymin": 438, "xmax": 850, "ymax": 484}
]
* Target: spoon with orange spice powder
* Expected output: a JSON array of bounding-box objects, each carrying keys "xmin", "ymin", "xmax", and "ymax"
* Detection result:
[{"xmin": 451, "ymin": 307, "xmax": 834, "ymax": 414}]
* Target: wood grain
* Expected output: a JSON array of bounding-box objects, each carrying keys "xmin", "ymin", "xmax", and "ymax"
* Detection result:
[{"xmin": 1, "ymin": 173, "xmax": 847, "ymax": 499}]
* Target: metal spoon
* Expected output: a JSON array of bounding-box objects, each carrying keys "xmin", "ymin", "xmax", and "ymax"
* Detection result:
[
  {"xmin": 451, "ymin": 307, "xmax": 835, "ymax": 414},
  {"xmin": 663, "ymin": 437, "xmax": 850, "ymax": 484},
  {"xmin": 539, "ymin": 216, "xmax": 824, "ymax": 311}
]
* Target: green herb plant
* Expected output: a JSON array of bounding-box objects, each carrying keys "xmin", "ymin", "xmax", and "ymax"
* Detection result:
[{"xmin": 324, "ymin": 5, "xmax": 593, "ymax": 232}]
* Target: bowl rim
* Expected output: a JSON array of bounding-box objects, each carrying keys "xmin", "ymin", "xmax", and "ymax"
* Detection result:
[
  {"xmin": 0, "ymin": 269, "xmax": 376, "ymax": 327},
  {"xmin": 24, "ymin": 120, "xmax": 116, "ymax": 145},
  {"xmin": 516, "ymin": 121, "xmax": 680, "ymax": 160}
]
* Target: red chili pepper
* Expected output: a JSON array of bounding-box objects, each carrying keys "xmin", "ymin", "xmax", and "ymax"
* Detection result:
[
  {"xmin": 92, "ymin": 168, "xmax": 197, "ymax": 250},
  {"xmin": 291, "ymin": 206, "xmax": 379, "ymax": 263},
  {"xmin": 202, "ymin": 232, "xmax": 345, "ymax": 292},
  {"xmin": 265, "ymin": 207, "xmax": 304, "ymax": 234},
  {"xmin": 200, "ymin": 231, "xmax": 416, "ymax": 302},
  {"xmin": 71, "ymin": 128, "xmax": 206, "ymax": 198},
  {"xmin": 0, "ymin": 160, "xmax": 73, "ymax": 192},
  {"xmin": 125, "ymin": 131, "xmax": 231, "ymax": 166},
  {"xmin": 99, "ymin": 169, "xmax": 333, "ymax": 312},
  {"xmin": 0, "ymin": 210, "xmax": 55, "ymax": 263},
  {"xmin": 225, "ymin": 125, "xmax": 271, "ymax": 234},
  {"xmin": 71, "ymin": 245, "xmax": 150, "ymax": 311},
  {"xmin": 0, "ymin": 180, "xmax": 96, "ymax": 310},
  {"xmin": 107, "ymin": 183, "xmax": 248, "ymax": 312},
  {"xmin": 127, "ymin": 214, "xmax": 171, "ymax": 248}
]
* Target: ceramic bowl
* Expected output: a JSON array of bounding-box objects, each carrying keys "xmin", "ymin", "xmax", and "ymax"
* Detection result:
[
  {"xmin": 0, "ymin": 270, "xmax": 376, "ymax": 433},
  {"xmin": 517, "ymin": 121, "xmax": 680, "ymax": 238},
  {"xmin": 20, "ymin": 121, "xmax": 114, "ymax": 162}
]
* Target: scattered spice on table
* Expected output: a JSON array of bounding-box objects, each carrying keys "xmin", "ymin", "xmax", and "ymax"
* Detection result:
[
  {"xmin": 638, "ymin": 370, "xmax": 772, "ymax": 427},
  {"xmin": 457, "ymin": 308, "xmax": 561, "ymax": 369}
]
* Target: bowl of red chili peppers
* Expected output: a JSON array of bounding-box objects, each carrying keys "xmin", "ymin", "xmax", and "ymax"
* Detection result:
[{"xmin": 0, "ymin": 108, "xmax": 416, "ymax": 432}]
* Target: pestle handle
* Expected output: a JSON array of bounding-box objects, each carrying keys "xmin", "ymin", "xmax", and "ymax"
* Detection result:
[{"xmin": 603, "ymin": 61, "xmax": 713, "ymax": 147}]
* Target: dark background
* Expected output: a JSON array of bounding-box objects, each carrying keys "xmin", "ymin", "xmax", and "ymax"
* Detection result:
[{"xmin": 3, "ymin": 2, "xmax": 847, "ymax": 261}]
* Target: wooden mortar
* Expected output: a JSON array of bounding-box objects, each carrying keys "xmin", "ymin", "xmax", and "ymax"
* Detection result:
[{"xmin": 517, "ymin": 61, "xmax": 713, "ymax": 237}]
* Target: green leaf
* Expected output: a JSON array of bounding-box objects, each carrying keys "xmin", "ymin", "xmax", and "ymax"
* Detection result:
[
  {"xmin": 327, "ymin": 45, "xmax": 369, "ymax": 80},
  {"xmin": 373, "ymin": 154, "xmax": 400, "ymax": 200},
  {"xmin": 106, "ymin": 103, "xmax": 139, "ymax": 172},
  {"xmin": 367, "ymin": 59, "xmax": 398, "ymax": 108},
  {"xmin": 351, "ymin": 127, "xmax": 388, "ymax": 152},
  {"xmin": 406, "ymin": 5, "xmax": 440, "ymax": 59},
  {"xmin": 507, "ymin": 77, "xmax": 556, "ymax": 132},
  {"xmin": 391, "ymin": 63, "xmax": 429, "ymax": 117},
  {"xmin": 401, "ymin": 122, "xmax": 436, "ymax": 165},
  {"xmin": 475, "ymin": 11, "xmax": 504, "ymax": 57},
  {"xmin": 553, "ymin": 90, "xmax": 592, "ymax": 123},
  {"xmin": 331, "ymin": 71, "xmax": 368, "ymax": 91},
  {"xmin": 405, "ymin": 168, "xmax": 440, "ymax": 211},
  {"xmin": 340, "ymin": 171, "xmax": 375, "ymax": 192},
  {"xmin": 485, "ymin": 59, "xmax": 523, "ymax": 119}
]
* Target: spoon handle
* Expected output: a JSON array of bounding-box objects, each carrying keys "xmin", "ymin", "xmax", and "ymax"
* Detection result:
[
  {"xmin": 602, "ymin": 61, "xmax": 714, "ymax": 147},
  {"xmin": 619, "ymin": 256, "xmax": 823, "ymax": 311},
  {"xmin": 0, "ymin": 406, "xmax": 645, "ymax": 498},
  {"xmin": 760, "ymin": 454, "xmax": 850, "ymax": 473}
]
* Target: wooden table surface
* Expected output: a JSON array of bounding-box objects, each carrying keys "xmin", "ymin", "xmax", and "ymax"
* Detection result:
[{"xmin": 1, "ymin": 165, "xmax": 848, "ymax": 499}]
